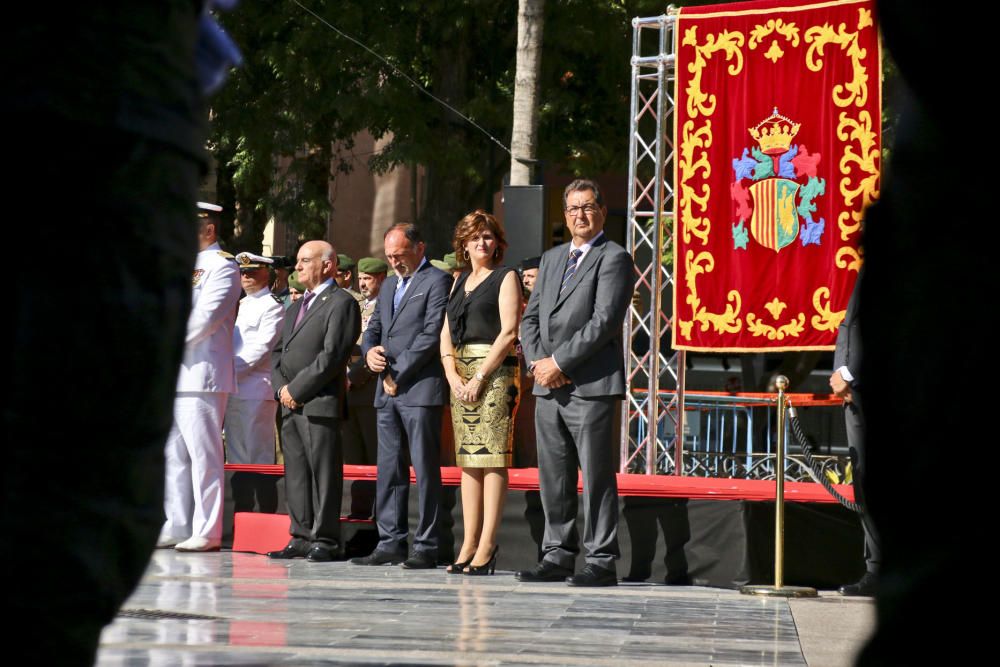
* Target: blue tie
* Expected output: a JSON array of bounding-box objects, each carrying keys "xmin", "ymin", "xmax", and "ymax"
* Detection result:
[
  {"xmin": 392, "ymin": 276, "xmax": 410, "ymax": 314},
  {"xmin": 560, "ymin": 249, "xmax": 583, "ymax": 293}
]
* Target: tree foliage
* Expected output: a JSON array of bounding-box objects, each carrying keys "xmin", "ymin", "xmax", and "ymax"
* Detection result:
[{"xmin": 212, "ymin": 0, "xmax": 665, "ymax": 253}]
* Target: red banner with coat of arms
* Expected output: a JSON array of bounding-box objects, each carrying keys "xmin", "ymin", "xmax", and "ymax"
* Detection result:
[{"xmin": 672, "ymin": 0, "xmax": 880, "ymax": 351}]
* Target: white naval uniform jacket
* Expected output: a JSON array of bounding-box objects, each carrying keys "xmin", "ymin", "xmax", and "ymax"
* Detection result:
[
  {"xmin": 232, "ymin": 287, "xmax": 285, "ymax": 400},
  {"xmin": 176, "ymin": 242, "xmax": 242, "ymax": 393}
]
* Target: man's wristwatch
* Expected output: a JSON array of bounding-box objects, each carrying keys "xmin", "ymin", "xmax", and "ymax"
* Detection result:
[{"xmin": 474, "ymin": 370, "xmax": 485, "ymax": 382}]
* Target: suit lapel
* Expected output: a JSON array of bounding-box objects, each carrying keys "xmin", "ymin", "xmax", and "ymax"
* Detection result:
[
  {"xmin": 541, "ymin": 245, "xmax": 565, "ymax": 315},
  {"xmin": 553, "ymin": 236, "xmax": 606, "ymax": 310},
  {"xmin": 284, "ymin": 288, "xmax": 335, "ymax": 345},
  {"xmin": 388, "ymin": 264, "xmax": 429, "ymax": 329}
]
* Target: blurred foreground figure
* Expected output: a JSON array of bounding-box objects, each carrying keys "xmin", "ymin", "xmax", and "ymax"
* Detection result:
[
  {"xmin": 858, "ymin": 2, "xmax": 987, "ymax": 663},
  {"xmin": 4, "ymin": 3, "xmax": 238, "ymax": 664}
]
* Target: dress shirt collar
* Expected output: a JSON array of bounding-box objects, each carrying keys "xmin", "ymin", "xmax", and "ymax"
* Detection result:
[
  {"xmin": 245, "ymin": 286, "xmax": 273, "ymax": 301},
  {"xmin": 570, "ymin": 231, "xmax": 604, "ymax": 265},
  {"xmin": 395, "ymin": 257, "xmax": 427, "ymax": 289},
  {"xmin": 308, "ymin": 277, "xmax": 335, "ymax": 298}
]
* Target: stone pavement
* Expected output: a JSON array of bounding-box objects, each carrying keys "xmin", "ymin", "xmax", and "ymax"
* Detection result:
[{"xmin": 97, "ymin": 550, "xmax": 873, "ymax": 666}]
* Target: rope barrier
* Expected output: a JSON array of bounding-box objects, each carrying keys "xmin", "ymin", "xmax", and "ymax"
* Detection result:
[{"xmin": 786, "ymin": 402, "xmax": 862, "ymax": 513}]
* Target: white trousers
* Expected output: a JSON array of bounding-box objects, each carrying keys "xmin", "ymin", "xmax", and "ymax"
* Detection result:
[
  {"xmin": 223, "ymin": 396, "xmax": 277, "ymax": 464},
  {"xmin": 161, "ymin": 392, "xmax": 228, "ymax": 540}
]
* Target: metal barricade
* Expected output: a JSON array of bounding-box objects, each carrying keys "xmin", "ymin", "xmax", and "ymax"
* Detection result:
[{"xmin": 628, "ymin": 390, "xmax": 849, "ymax": 481}]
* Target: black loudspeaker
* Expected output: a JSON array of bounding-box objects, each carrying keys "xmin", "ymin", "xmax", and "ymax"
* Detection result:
[{"xmin": 502, "ymin": 185, "xmax": 547, "ymax": 268}]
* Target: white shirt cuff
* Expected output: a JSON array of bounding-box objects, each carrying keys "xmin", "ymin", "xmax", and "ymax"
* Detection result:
[{"xmin": 837, "ymin": 365, "xmax": 854, "ymax": 383}]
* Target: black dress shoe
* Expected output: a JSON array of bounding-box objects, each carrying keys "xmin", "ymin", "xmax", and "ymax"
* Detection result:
[
  {"xmin": 267, "ymin": 540, "xmax": 311, "ymax": 559},
  {"xmin": 350, "ymin": 549, "xmax": 405, "ymax": 566},
  {"xmin": 839, "ymin": 571, "xmax": 877, "ymax": 596},
  {"xmin": 306, "ymin": 545, "xmax": 337, "ymax": 562},
  {"xmin": 567, "ymin": 564, "xmax": 618, "ymax": 587},
  {"xmin": 401, "ymin": 551, "xmax": 437, "ymax": 569},
  {"xmin": 515, "ymin": 561, "xmax": 574, "ymax": 582},
  {"xmin": 344, "ymin": 529, "xmax": 380, "ymax": 558}
]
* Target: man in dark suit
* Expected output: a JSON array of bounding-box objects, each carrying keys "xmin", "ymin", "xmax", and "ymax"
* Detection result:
[
  {"xmin": 517, "ymin": 179, "xmax": 635, "ymax": 587},
  {"xmin": 352, "ymin": 223, "xmax": 452, "ymax": 569},
  {"xmin": 830, "ymin": 272, "xmax": 879, "ymax": 595},
  {"xmin": 267, "ymin": 240, "xmax": 360, "ymax": 562}
]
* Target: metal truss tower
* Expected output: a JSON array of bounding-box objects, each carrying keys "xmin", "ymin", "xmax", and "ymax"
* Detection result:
[{"xmin": 621, "ymin": 11, "xmax": 685, "ymax": 476}]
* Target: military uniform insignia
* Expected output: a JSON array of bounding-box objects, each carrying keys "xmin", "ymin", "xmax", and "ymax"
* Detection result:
[
  {"xmin": 361, "ymin": 298, "xmax": 377, "ymax": 332},
  {"xmin": 731, "ymin": 108, "xmax": 826, "ymax": 253},
  {"xmin": 192, "ymin": 268, "xmax": 205, "ymax": 286}
]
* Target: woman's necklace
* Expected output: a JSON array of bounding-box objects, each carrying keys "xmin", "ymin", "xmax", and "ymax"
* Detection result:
[{"xmin": 464, "ymin": 267, "xmax": 493, "ymax": 297}]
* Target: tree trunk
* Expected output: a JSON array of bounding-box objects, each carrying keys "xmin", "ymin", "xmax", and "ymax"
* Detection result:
[{"xmin": 510, "ymin": 0, "xmax": 545, "ymax": 186}]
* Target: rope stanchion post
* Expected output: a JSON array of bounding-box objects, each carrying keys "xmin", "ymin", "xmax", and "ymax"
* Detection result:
[{"xmin": 741, "ymin": 375, "xmax": 818, "ymax": 598}]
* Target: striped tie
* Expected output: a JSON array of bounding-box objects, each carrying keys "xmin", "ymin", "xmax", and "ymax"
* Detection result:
[{"xmin": 560, "ymin": 249, "xmax": 583, "ymax": 293}]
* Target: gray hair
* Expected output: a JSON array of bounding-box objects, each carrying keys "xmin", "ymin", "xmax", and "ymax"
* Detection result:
[{"xmin": 563, "ymin": 179, "xmax": 605, "ymax": 208}]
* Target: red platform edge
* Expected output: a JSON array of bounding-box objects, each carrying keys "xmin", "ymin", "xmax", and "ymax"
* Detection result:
[
  {"xmin": 225, "ymin": 464, "xmax": 853, "ymax": 503},
  {"xmin": 232, "ymin": 512, "xmax": 291, "ymax": 555},
  {"xmin": 229, "ymin": 467, "xmax": 854, "ymax": 554}
]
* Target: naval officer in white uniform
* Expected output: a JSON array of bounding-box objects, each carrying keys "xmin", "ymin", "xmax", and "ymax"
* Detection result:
[
  {"xmin": 159, "ymin": 203, "xmax": 242, "ymax": 552},
  {"xmin": 226, "ymin": 252, "xmax": 285, "ymax": 513}
]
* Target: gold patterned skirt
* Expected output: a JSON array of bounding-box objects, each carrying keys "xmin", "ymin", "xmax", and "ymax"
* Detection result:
[{"xmin": 451, "ymin": 343, "xmax": 520, "ymax": 468}]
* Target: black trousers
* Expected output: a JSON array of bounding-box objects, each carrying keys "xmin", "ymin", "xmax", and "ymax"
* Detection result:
[{"xmin": 281, "ymin": 413, "xmax": 343, "ymax": 549}]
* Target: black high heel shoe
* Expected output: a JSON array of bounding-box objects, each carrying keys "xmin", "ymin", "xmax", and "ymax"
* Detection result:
[
  {"xmin": 446, "ymin": 558, "xmax": 472, "ymax": 574},
  {"xmin": 464, "ymin": 545, "xmax": 499, "ymax": 576}
]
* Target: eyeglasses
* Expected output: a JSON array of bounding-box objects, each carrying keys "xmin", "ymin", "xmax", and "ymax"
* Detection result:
[
  {"xmin": 239, "ymin": 268, "xmax": 263, "ymax": 276},
  {"xmin": 565, "ymin": 203, "xmax": 601, "ymax": 217}
]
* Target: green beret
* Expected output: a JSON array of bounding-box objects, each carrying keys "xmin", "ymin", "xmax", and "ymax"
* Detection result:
[
  {"xmin": 431, "ymin": 253, "xmax": 459, "ymax": 272},
  {"xmin": 337, "ymin": 253, "xmax": 356, "ymax": 270},
  {"xmin": 288, "ymin": 271, "xmax": 306, "ymax": 292},
  {"xmin": 357, "ymin": 257, "xmax": 389, "ymax": 274}
]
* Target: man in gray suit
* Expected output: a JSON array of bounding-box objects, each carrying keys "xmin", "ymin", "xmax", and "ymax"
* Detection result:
[
  {"xmin": 352, "ymin": 223, "xmax": 452, "ymax": 569},
  {"xmin": 267, "ymin": 240, "xmax": 360, "ymax": 562},
  {"xmin": 830, "ymin": 272, "xmax": 879, "ymax": 595},
  {"xmin": 517, "ymin": 179, "xmax": 634, "ymax": 587}
]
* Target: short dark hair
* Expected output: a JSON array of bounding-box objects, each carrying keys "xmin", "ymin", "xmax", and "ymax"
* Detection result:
[
  {"xmin": 384, "ymin": 222, "xmax": 424, "ymax": 246},
  {"xmin": 452, "ymin": 210, "xmax": 508, "ymax": 266},
  {"xmin": 563, "ymin": 178, "xmax": 604, "ymax": 208}
]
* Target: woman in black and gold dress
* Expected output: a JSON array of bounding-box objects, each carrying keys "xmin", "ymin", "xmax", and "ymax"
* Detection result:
[{"xmin": 439, "ymin": 210, "xmax": 522, "ymax": 575}]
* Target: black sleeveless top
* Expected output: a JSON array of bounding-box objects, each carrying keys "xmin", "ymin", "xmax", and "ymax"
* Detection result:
[{"xmin": 447, "ymin": 266, "xmax": 515, "ymax": 346}]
